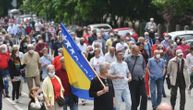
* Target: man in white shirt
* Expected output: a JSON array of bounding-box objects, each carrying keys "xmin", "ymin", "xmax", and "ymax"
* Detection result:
[
  {"xmin": 77, "ymin": 38, "xmax": 87, "ymax": 54},
  {"xmin": 105, "ymin": 46, "xmax": 116, "ymax": 63},
  {"xmin": 90, "ymin": 48, "xmax": 105, "ymax": 73}
]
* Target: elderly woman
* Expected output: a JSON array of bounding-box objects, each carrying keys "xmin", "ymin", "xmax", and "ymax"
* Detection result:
[
  {"xmin": 89, "ymin": 62, "xmax": 115, "ymax": 110},
  {"xmin": 42, "ymin": 64, "xmax": 64, "ymax": 110}
]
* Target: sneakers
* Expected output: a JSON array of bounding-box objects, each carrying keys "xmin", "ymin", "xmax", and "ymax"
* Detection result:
[
  {"xmin": 12, "ymin": 100, "xmax": 16, "ymax": 105},
  {"xmin": 4, "ymin": 95, "xmax": 10, "ymax": 98},
  {"xmin": 16, "ymin": 99, "xmax": 22, "ymax": 104}
]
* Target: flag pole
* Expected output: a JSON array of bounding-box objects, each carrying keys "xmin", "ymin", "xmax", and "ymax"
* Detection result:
[{"xmin": 82, "ymin": 53, "xmax": 106, "ymax": 88}]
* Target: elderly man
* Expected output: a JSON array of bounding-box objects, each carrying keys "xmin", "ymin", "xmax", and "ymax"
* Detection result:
[
  {"xmin": 23, "ymin": 44, "xmax": 40, "ymax": 91},
  {"xmin": 105, "ymin": 47, "xmax": 116, "ymax": 64},
  {"xmin": 156, "ymin": 103, "xmax": 172, "ymax": 110},
  {"xmin": 167, "ymin": 49, "xmax": 190, "ymax": 110},
  {"xmin": 147, "ymin": 50, "xmax": 165, "ymax": 110},
  {"xmin": 89, "ymin": 63, "xmax": 114, "ymax": 110},
  {"xmin": 125, "ymin": 45, "xmax": 147, "ymax": 110}
]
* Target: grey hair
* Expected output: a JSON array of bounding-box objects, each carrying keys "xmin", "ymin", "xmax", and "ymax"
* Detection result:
[
  {"xmin": 99, "ymin": 62, "xmax": 108, "ymax": 73},
  {"xmin": 47, "ymin": 64, "xmax": 55, "ymax": 71},
  {"xmin": 131, "ymin": 45, "xmax": 138, "ymax": 51}
]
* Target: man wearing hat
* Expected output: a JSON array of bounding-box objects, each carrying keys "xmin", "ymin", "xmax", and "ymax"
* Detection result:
[{"xmin": 167, "ymin": 49, "xmax": 190, "ymax": 110}]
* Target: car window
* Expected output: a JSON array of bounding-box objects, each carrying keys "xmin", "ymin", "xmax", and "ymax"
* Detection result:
[
  {"xmin": 118, "ymin": 30, "xmax": 134, "ymax": 36},
  {"xmin": 178, "ymin": 34, "xmax": 193, "ymax": 40}
]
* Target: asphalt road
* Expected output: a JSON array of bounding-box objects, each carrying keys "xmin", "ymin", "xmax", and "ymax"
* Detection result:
[{"xmin": 2, "ymin": 82, "xmax": 193, "ymax": 110}]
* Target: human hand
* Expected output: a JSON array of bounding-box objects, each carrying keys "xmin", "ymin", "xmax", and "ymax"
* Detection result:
[{"xmin": 103, "ymin": 86, "xmax": 109, "ymax": 93}]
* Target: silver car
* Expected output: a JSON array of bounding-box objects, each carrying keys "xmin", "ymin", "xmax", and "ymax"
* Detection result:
[{"xmin": 168, "ymin": 30, "xmax": 193, "ymax": 44}]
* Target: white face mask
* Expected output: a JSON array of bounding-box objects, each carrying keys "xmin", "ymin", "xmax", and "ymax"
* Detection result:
[
  {"xmin": 16, "ymin": 52, "xmax": 19, "ymax": 57},
  {"xmin": 165, "ymin": 37, "xmax": 169, "ymax": 40},
  {"xmin": 28, "ymin": 50, "xmax": 34, "ymax": 54},
  {"xmin": 58, "ymin": 53, "xmax": 62, "ymax": 56},
  {"xmin": 159, "ymin": 50, "xmax": 163, "ymax": 53},
  {"xmin": 48, "ymin": 72, "xmax": 55, "ymax": 78},
  {"xmin": 155, "ymin": 54, "xmax": 161, "ymax": 59},
  {"xmin": 37, "ymin": 92, "xmax": 44, "ymax": 101}
]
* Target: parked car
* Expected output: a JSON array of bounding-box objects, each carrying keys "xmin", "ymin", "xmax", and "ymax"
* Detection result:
[
  {"xmin": 87, "ymin": 23, "xmax": 112, "ymax": 34},
  {"xmin": 168, "ymin": 30, "xmax": 193, "ymax": 45},
  {"xmin": 113, "ymin": 27, "xmax": 139, "ymax": 41}
]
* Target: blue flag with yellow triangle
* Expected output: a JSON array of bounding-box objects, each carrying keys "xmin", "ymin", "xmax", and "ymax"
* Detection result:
[{"xmin": 61, "ymin": 24, "xmax": 95, "ymax": 99}]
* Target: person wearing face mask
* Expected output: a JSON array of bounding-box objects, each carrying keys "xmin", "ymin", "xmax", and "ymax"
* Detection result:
[
  {"xmin": 186, "ymin": 47, "xmax": 193, "ymax": 95},
  {"xmin": 56, "ymin": 57, "xmax": 78, "ymax": 110},
  {"xmin": 125, "ymin": 45, "xmax": 147, "ymax": 110},
  {"xmin": 0, "ymin": 44, "xmax": 10, "ymax": 98},
  {"xmin": 28, "ymin": 87, "xmax": 46, "ymax": 110},
  {"xmin": 161, "ymin": 33, "xmax": 170, "ymax": 49},
  {"xmin": 8, "ymin": 46, "xmax": 26, "ymax": 104},
  {"xmin": 52, "ymin": 48, "xmax": 63, "ymax": 72},
  {"xmin": 42, "ymin": 64, "xmax": 64, "ymax": 110},
  {"xmin": 85, "ymin": 45, "xmax": 95, "ymax": 61},
  {"xmin": 167, "ymin": 49, "xmax": 189, "ymax": 110},
  {"xmin": 35, "ymin": 37, "xmax": 49, "ymax": 57},
  {"xmin": 12, "ymin": 45, "xmax": 25, "ymax": 97},
  {"xmin": 23, "ymin": 44, "xmax": 41, "ymax": 91},
  {"xmin": 92, "ymin": 33, "xmax": 106, "ymax": 54},
  {"xmin": 39, "ymin": 48, "xmax": 53, "ymax": 80},
  {"xmin": 53, "ymin": 36, "xmax": 63, "ymax": 57},
  {"xmin": 176, "ymin": 37, "xmax": 190, "ymax": 58},
  {"xmin": 147, "ymin": 50, "xmax": 166, "ymax": 110},
  {"xmin": 106, "ymin": 31, "xmax": 115, "ymax": 50}
]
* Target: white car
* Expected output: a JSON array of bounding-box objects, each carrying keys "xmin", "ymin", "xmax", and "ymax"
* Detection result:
[
  {"xmin": 87, "ymin": 23, "xmax": 112, "ymax": 34},
  {"xmin": 168, "ymin": 30, "xmax": 193, "ymax": 44}
]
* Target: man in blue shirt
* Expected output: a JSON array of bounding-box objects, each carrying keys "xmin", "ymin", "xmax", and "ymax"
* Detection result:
[{"xmin": 147, "ymin": 50, "xmax": 165, "ymax": 110}]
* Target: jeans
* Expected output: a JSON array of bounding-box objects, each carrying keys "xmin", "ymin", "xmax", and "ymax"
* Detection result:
[
  {"xmin": 1, "ymin": 70, "xmax": 9, "ymax": 95},
  {"xmin": 114, "ymin": 88, "xmax": 132, "ymax": 110},
  {"xmin": 150, "ymin": 78, "xmax": 163, "ymax": 109},
  {"xmin": 12, "ymin": 81, "xmax": 21, "ymax": 100},
  {"xmin": 189, "ymin": 75, "xmax": 193, "ymax": 90},
  {"xmin": 170, "ymin": 85, "xmax": 185, "ymax": 110},
  {"xmin": 63, "ymin": 96, "xmax": 78, "ymax": 110},
  {"xmin": 129, "ymin": 79, "xmax": 147, "ymax": 110}
]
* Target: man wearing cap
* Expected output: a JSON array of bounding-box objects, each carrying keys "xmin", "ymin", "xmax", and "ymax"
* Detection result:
[{"xmin": 167, "ymin": 49, "xmax": 190, "ymax": 110}]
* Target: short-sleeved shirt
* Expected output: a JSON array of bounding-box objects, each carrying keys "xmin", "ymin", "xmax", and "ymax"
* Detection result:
[
  {"xmin": 110, "ymin": 61, "xmax": 130, "ymax": 89},
  {"xmin": 148, "ymin": 57, "xmax": 165, "ymax": 80},
  {"xmin": 23, "ymin": 51, "xmax": 40, "ymax": 77}
]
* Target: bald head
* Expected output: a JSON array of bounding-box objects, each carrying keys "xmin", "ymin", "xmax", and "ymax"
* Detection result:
[{"xmin": 156, "ymin": 103, "xmax": 172, "ymax": 110}]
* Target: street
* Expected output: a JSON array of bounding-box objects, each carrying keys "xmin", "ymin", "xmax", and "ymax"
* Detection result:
[{"xmin": 2, "ymin": 82, "xmax": 193, "ymax": 110}]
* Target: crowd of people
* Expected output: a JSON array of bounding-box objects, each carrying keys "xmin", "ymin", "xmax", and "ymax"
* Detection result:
[{"xmin": 0, "ymin": 16, "xmax": 192, "ymax": 110}]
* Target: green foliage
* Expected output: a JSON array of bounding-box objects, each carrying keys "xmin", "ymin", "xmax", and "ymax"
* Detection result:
[{"xmin": 19, "ymin": 0, "xmax": 159, "ymax": 24}]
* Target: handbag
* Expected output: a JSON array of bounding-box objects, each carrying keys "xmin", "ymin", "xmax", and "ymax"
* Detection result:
[
  {"xmin": 166, "ymin": 75, "xmax": 171, "ymax": 89},
  {"xmin": 55, "ymin": 96, "xmax": 65, "ymax": 107}
]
